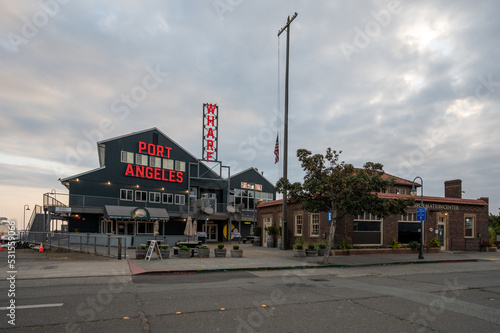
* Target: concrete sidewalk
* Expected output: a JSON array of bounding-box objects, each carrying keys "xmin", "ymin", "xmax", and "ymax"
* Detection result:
[{"xmin": 1, "ymin": 243, "xmax": 498, "ymax": 279}]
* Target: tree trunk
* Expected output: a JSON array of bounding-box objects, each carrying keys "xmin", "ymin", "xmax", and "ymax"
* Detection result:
[{"xmin": 321, "ymin": 218, "xmax": 337, "ymax": 265}]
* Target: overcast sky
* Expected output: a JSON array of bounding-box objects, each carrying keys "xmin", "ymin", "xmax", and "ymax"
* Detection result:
[{"xmin": 1, "ymin": 0, "xmax": 499, "ymax": 227}]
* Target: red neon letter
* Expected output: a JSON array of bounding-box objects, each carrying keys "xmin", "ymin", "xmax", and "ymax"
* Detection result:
[
  {"xmin": 207, "ymin": 140, "xmax": 214, "ymax": 151},
  {"xmin": 135, "ymin": 165, "xmax": 145, "ymax": 178},
  {"xmin": 206, "ymin": 104, "xmax": 216, "ymax": 114},
  {"xmin": 162, "ymin": 169, "xmax": 168, "ymax": 182},
  {"xmin": 147, "ymin": 143, "xmax": 156, "ymax": 156},
  {"xmin": 206, "ymin": 151, "xmax": 213, "ymax": 162},
  {"xmin": 154, "ymin": 168, "xmax": 161, "ymax": 180},
  {"xmin": 156, "ymin": 145, "xmax": 164, "ymax": 157},
  {"xmin": 125, "ymin": 164, "xmax": 134, "ymax": 177},
  {"xmin": 145, "ymin": 167, "xmax": 153, "ymax": 179},
  {"xmin": 169, "ymin": 170, "xmax": 176, "ymax": 182},
  {"xmin": 207, "ymin": 116, "xmax": 215, "ymax": 126},
  {"xmin": 164, "ymin": 146, "xmax": 172, "ymax": 159},
  {"xmin": 177, "ymin": 172, "xmax": 184, "ymax": 183},
  {"xmin": 206, "ymin": 127, "xmax": 215, "ymax": 139},
  {"xmin": 138, "ymin": 141, "xmax": 147, "ymax": 154}
]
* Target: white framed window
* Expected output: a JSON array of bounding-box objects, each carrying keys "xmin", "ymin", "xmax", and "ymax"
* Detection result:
[
  {"xmin": 149, "ymin": 192, "xmax": 161, "ymax": 203},
  {"xmin": 120, "ymin": 189, "xmax": 133, "ymax": 201},
  {"xmin": 175, "ymin": 161, "xmax": 186, "ymax": 172},
  {"xmin": 121, "ymin": 151, "xmax": 134, "ymax": 163},
  {"xmin": 135, "ymin": 190, "xmax": 147, "ymax": 202},
  {"xmin": 162, "ymin": 193, "xmax": 173, "ymax": 204},
  {"xmin": 465, "ymin": 215, "xmax": 475, "ymax": 237},
  {"xmin": 136, "ymin": 153, "xmax": 148, "ymax": 166},
  {"xmin": 310, "ymin": 213, "xmax": 320, "ymax": 236},
  {"xmin": 395, "ymin": 188, "xmax": 407, "ymax": 195},
  {"xmin": 163, "ymin": 159, "xmax": 174, "ymax": 170},
  {"xmin": 175, "ymin": 194, "xmax": 186, "ymax": 205},
  {"xmin": 400, "ymin": 213, "xmax": 417, "ymax": 222},
  {"xmin": 294, "ymin": 214, "xmax": 303, "ymax": 236},
  {"xmin": 150, "ymin": 156, "xmax": 162, "ymax": 168}
]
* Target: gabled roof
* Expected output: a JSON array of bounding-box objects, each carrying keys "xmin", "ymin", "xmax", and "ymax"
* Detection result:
[
  {"xmin": 381, "ymin": 173, "xmax": 420, "ymax": 187},
  {"xmin": 60, "ymin": 166, "xmax": 106, "ymax": 187}
]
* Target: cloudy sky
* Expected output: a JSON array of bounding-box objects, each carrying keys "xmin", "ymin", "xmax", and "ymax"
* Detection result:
[{"xmin": 1, "ymin": 0, "xmax": 499, "ymax": 227}]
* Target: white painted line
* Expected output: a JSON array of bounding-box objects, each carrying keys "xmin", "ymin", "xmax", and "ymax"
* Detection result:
[{"xmin": 0, "ymin": 303, "xmax": 63, "ymax": 310}]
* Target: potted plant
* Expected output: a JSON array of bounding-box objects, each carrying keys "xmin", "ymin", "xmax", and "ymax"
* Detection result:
[
  {"xmin": 408, "ymin": 241, "xmax": 420, "ymax": 251},
  {"xmin": 293, "ymin": 238, "xmax": 305, "ymax": 257},
  {"xmin": 252, "ymin": 227, "xmax": 262, "ymax": 246},
  {"xmin": 135, "ymin": 244, "xmax": 148, "ymax": 259},
  {"xmin": 231, "ymin": 244, "xmax": 243, "ymax": 258},
  {"xmin": 265, "ymin": 225, "xmax": 278, "ymax": 247},
  {"xmin": 197, "ymin": 246, "xmax": 210, "ymax": 258},
  {"xmin": 159, "ymin": 245, "xmax": 170, "ymax": 259},
  {"xmin": 429, "ymin": 238, "xmax": 440, "ymax": 248},
  {"xmin": 178, "ymin": 245, "xmax": 191, "ymax": 258},
  {"xmin": 388, "ymin": 238, "xmax": 403, "ymax": 249},
  {"xmin": 305, "ymin": 243, "xmax": 317, "ymax": 257},
  {"xmin": 214, "ymin": 243, "xmax": 227, "ymax": 257},
  {"xmin": 481, "ymin": 240, "xmax": 497, "ymax": 252},
  {"xmin": 316, "ymin": 241, "xmax": 327, "ymax": 256}
]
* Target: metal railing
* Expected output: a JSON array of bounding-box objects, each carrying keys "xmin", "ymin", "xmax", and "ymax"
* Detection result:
[
  {"xmin": 20, "ymin": 231, "xmax": 129, "ymax": 259},
  {"xmin": 25, "ymin": 205, "xmax": 43, "ymax": 231}
]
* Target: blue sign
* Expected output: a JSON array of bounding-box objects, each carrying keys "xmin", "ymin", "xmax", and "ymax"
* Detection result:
[
  {"xmin": 416, "ymin": 207, "xmax": 426, "ymax": 221},
  {"xmin": 327, "ymin": 212, "xmax": 333, "ymax": 222}
]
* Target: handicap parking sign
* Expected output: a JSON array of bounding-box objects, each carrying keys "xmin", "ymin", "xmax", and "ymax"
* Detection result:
[{"xmin": 416, "ymin": 207, "xmax": 426, "ymax": 221}]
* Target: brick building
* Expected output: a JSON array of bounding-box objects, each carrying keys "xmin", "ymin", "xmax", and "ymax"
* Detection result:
[{"xmin": 257, "ymin": 176, "xmax": 489, "ymax": 251}]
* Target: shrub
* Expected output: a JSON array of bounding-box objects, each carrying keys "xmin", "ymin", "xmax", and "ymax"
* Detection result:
[
  {"xmin": 199, "ymin": 246, "xmax": 209, "ymax": 250},
  {"xmin": 252, "ymin": 226, "xmax": 262, "ymax": 237},
  {"xmin": 265, "ymin": 225, "xmax": 279, "ymax": 236},
  {"xmin": 408, "ymin": 241, "xmax": 420, "ymax": 250},
  {"xmin": 429, "ymin": 238, "xmax": 440, "ymax": 248},
  {"xmin": 388, "ymin": 238, "xmax": 403, "ymax": 249},
  {"xmin": 337, "ymin": 239, "xmax": 347, "ymax": 250},
  {"xmin": 295, "ymin": 244, "xmax": 303, "ymax": 250},
  {"xmin": 139, "ymin": 244, "xmax": 147, "ymax": 250},
  {"xmin": 481, "ymin": 240, "xmax": 494, "ymax": 247},
  {"xmin": 217, "ymin": 244, "xmax": 225, "ymax": 249},
  {"xmin": 307, "ymin": 243, "xmax": 315, "ymax": 250},
  {"xmin": 316, "ymin": 242, "xmax": 327, "ymax": 249},
  {"xmin": 233, "ymin": 245, "xmax": 240, "ymax": 250},
  {"xmin": 346, "ymin": 244, "xmax": 353, "ymax": 249},
  {"xmin": 159, "ymin": 245, "xmax": 168, "ymax": 251},
  {"xmin": 179, "ymin": 246, "xmax": 190, "ymax": 251}
]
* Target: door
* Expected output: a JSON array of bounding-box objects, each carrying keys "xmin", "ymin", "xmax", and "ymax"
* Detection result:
[
  {"xmin": 438, "ymin": 215, "xmax": 446, "ymax": 250},
  {"xmin": 263, "ymin": 217, "xmax": 272, "ymax": 248},
  {"xmin": 205, "ymin": 224, "xmax": 218, "ymax": 242}
]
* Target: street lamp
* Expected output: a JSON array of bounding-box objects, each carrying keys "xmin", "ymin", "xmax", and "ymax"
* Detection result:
[
  {"xmin": 23, "ymin": 204, "xmax": 30, "ymax": 235},
  {"xmin": 411, "ymin": 177, "xmax": 424, "ymax": 259}
]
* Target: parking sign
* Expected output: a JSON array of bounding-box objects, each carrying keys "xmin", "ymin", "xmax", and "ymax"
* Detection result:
[{"xmin": 416, "ymin": 207, "xmax": 426, "ymax": 221}]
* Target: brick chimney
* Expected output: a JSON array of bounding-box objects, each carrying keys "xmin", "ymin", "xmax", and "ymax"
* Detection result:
[{"xmin": 444, "ymin": 179, "xmax": 462, "ymax": 199}]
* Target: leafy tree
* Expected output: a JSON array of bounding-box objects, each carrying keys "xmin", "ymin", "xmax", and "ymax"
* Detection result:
[
  {"xmin": 276, "ymin": 148, "xmax": 415, "ymax": 264},
  {"xmin": 489, "ymin": 209, "xmax": 500, "ymax": 242}
]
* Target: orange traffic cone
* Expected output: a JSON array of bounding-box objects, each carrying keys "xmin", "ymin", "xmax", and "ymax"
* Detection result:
[
  {"xmin": 0, "ymin": 243, "xmax": 3, "ymax": 251},
  {"xmin": 39, "ymin": 243, "xmax": 44, "ymax": 253}
]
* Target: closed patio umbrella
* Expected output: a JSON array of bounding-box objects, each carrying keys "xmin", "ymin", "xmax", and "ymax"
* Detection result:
[
  {"xmin": 153, "ymin": 220, "xmax": 159, "ymax": 238},
  {"xmin": 184, "ymin": 216, "xmax": 193, "ymax": 241},
  {"xmin": 192, "ymin": 219, "xmax": 198, "ymax": 240}
]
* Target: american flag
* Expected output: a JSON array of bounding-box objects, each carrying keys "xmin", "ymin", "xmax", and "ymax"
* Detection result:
[{"xmin": 274, "ymin": 134, "xmax": 279, "ymax": 164}]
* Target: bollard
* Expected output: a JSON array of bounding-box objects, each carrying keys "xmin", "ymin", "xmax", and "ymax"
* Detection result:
[{"xmin": 118, "ymin": 238, "xmax": 122, "ymax": 260}]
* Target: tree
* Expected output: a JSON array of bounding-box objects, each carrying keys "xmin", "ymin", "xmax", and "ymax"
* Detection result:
[
  {"xmin": 488, "ymin": 209, "xmax": 500, "ymax": 242},
  {"xmin": 276, "ymin": 148, "xmax": 415, "ymax": 264}
]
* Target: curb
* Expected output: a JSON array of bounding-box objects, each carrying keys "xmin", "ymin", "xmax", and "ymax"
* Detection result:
[{"xmin": 128, "ymin": 258, "xmax": 479, "ymax": 276}]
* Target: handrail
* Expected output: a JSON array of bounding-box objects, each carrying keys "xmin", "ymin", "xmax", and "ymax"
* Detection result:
[{"xmin": 26, "ymin": 205, "xmax": 43, "ymax": 231}]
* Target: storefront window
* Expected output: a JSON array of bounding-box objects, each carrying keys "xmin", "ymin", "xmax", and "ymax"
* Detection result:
[{"xmin": 465, "ymin": 216, "xmax": 475, "ymax": 237}]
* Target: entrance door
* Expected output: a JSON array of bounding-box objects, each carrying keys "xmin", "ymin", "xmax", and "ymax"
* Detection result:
[
  {"xmin": 205, "ymin": 224, "xmax": 218, "ymax": 242},
  {"xmin": 263, "ymin": 217, "xmax": 272, "ymax": 248},
  {"xmin": 437, "ymin": 215, "xmax": 446, "ymax": 250}
]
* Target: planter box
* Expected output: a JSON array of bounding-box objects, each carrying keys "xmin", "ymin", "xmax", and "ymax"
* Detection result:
[
  {"xmin": 253, "ymin": 236, "xmax": 261, "ymax": 246},
  {"xmin": 332, "ymin": 248, "xmax": 441, "ymax": 256},
  {"xmin": 267, "ymin": 237, "xmax": 275, "ymax": 248},
  {"xmin": 486, "ymin": 247, "xmax": 497, "ymax": 252},
  {"xmin": 160, "ymin": 250, "xmax": 170, "ymax": 259},
  {"xmin": 305, "ymin": 249, "xmax": 317, "ymax": 257},
  {"xmin": 197, "ymin": 248, "xmax": 210, "ymax": 258},
  {"xmin": 214, "ymin": 248, "xmax": 227, "ymax": 258},
  {"xmin": 135, "ymin": 249, "xmax": 147, "ymax": 259},
  {"xmin": 317, "ymin": 248, "xmax": 326, "ymax": 256},
  {"xmin": 293, "ymin": 249, "xmax": 305, "ymax": 257},
  {"xmin": 178, "ymin": 249, "xmax": 191, "ymax": 258},
  {"xmin": 231, "ymin": 249, "xmax": 243, "ymax": 258}
]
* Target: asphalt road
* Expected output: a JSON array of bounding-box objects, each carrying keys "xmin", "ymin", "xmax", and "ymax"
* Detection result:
[{"xmin": 0, "ymin": 261, "xmax": 499, "ymax": 332}]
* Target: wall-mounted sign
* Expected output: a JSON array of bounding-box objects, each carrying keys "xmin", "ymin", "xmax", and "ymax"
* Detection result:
[
  {"xmin": 241, "ymin": 182, "xmax": 262, "ymax": 191},
  {"xmin": 131, "ymin": 208, "xmax": 150, "ymax": 219},
  {"xmin": 202, "ymin": 103, "xmax": 218, "ymax": 162},
  {"xmin": 124, "ymin": 141, "xmax": 184, "ymax": 183}
]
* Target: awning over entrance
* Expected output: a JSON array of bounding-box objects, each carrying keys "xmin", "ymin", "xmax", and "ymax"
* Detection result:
[{"xmin": 104, "ymin": 205, "xmax": 169, "ymax": 220}]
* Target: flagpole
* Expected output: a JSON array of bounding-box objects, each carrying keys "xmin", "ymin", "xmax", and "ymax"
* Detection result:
[{"xmin": 278, "ymin": 12, "xmax": 297, "ymax": 250}]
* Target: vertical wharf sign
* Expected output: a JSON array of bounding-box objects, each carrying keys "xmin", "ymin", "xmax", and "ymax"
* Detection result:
[{"xmin": 202, "ymin": 103, "xmax": 218, "ymax": 162}]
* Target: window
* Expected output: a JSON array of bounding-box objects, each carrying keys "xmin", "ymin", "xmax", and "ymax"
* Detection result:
[
  {"xmin": 175, "ymin": 161, "xmax": 186, "ymax": 172},
  {"xmin": 295, "ymin": 214, "xmax": 303, "ymax": 236},
  {"xmin": 395, "ymin": 188, "xmax": 407, "ymax": 195},
  {"xmin": 162, "ymin": 193, "xmax": 173, "ymax": 204},
  {"xmin": 398, "ymin": 213, "xmax": 420, "ymax": 243},
  {"xmin": 120, "ymin": 189, "xmax": 133, "ymax": 201},
  {"xmin": 150, "ymin": 156, "xmax": 161, "ymax": 168},
  {"xmin": 310, "ymin": 213, "xmax": 320, "ymax": 236},
  {"xmin": 137, "ymin": 222, "xmax": 154, "ymax": 234},
  {"xmin": 163, "ymin": 159, "xmax": 174, "ymax": 170},
  {"xmin": 465, "ymin": 215, "xmax": 475, "ymax": 237},
  {"xmin": 353, "ymin": 212, "xmax": 382, "ymax": 245},
  {"xmin": 175, "ymin": 194, "xmax": 186, "ymax": 205},
  {"xmin": 135, "ymin": 190, "xmax": 147, "ymax": 202},
  {"xmin": 121, "ymin": 151, "xmax": 134, "ymax": 163},
  {"xmin": 149, "ymin": 192, "xmax": 161, "ymax": 203},
  {"xmin": 136, "ymin": 154, "xmax": 148, "ymax": 166}
]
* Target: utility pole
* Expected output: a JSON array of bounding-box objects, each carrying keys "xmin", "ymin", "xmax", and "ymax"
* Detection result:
[{"xmin": 278, "ymin": 12, "xmax": 298, "ymax": 250}]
